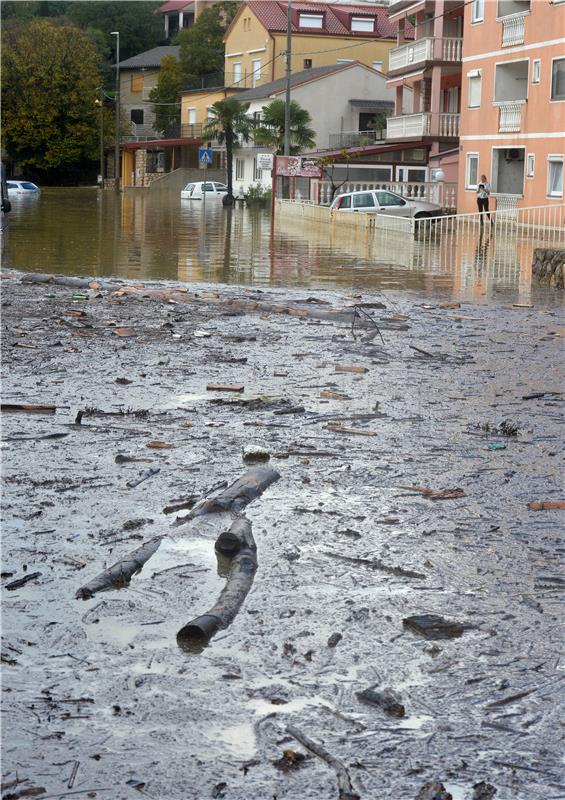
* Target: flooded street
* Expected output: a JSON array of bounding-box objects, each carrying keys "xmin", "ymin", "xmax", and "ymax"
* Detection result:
[
  {"xmin": 1, "ymin": 265, "xmax": 564, "ymax": 799},
  {"xmin": 3, "ymin": 188, "xmax": 558, "ymax": 303}
]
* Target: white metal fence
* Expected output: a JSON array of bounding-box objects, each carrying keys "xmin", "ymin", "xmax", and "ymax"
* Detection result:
[{"xmin": 275, "ymin": 200, "xmax": 565, "ymax": 294}]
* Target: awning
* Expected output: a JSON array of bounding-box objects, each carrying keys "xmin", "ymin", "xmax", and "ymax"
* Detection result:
[{"xmin": 386, "ymin": 68, "xmax": 427, "ymax": 87}]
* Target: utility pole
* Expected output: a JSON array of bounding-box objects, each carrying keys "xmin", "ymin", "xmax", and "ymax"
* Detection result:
[
  {"xmin": 99, "ymin": 86, "xmax": 104, "ymax": 186},
  {"xmin": 111, "ymin": 31, "xmax": 120, "ymax": 193},
  {"xmin": 284, "ymin": 0, "xmax": 291, "ymax": 158}
]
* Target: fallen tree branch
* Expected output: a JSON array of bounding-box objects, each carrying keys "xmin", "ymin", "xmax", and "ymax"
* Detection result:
[
  {"xmin": 175, "ymin": 466, "xmax": 279, "ymax": 524},
  {"xmin": 177, "ymin": 517, "xmax": 257, "ymax": 642},
  {"xmin": 286, "ymin": 724, "xmax": 360, "ymax": 800},
  {"xmin": 75, "ymin": 537, "xmax": 162, "ymax": 599}
]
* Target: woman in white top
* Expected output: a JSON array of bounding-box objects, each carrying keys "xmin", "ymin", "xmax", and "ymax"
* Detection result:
[{"xmin": 476, "ymin": 174, "xmax": 492, "ymax": 222}]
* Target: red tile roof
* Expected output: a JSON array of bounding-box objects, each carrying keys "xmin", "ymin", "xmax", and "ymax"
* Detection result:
[
  {"xmin": 158, "ymin": 1, "xmax": 193, "ymax": 13},
  {"xmin": 244, "ymin": 1, "xmax": 412, "ymax": 39}
]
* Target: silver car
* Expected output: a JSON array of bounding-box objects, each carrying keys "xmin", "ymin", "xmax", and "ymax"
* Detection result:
[{"xmin": 330, "ymin": 188, "xmax": 442, "ymax": 219}]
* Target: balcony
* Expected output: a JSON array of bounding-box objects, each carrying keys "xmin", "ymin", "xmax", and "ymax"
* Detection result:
[
  {"xmin": 386, "ymin": 112, "xmax": 460, "ymax": 139},
  {"xmin": 497, "ymin": 101, "xmax": 524, "ymax": 132},
  {"xmin": 388, "ymin": 37, "xmax": 462, "ymax": 73},
  {"xmin": 328, "ymin": 129, "xmax": 387, "ymax": 148},
  {"xmin": 501, "ymin": 13, "xmax": 527, "ymax": 46}
]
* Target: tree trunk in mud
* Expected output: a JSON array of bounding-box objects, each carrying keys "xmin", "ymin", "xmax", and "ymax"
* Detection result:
[
  {"xmin": 75, "ymin": 537, "xmax": 162, "ymax": 599},
  {"xmin": 176, "ymin": 466, "xmax": 280, "ymax": 523},
  {"xmin": 177, "ymin": 517, "xmax": 257, "ymax": 642}
]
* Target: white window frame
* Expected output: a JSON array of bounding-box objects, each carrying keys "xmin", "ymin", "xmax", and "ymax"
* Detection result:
[
  {"xmin": 550, "ymin": 57, "xmax": 565, "ymax": 101},
  {"xmin": 372, "ymin": 60, "xmax": 383, "ymax": 72},
  {"xmin": 493, "ymin": 57, "xmax": 529, "ymax": 105},
  {"xmin": 472, "ymin": 0, "xmax": 484, "ymax": 23},
  {"xmin": 532, "ymin": 59, "xmax": 540, "ymax": 84},
  {"xmin": 299, "ymin": 13, "xmax": 323, "ymax": 28},
  {"xmin": 188, "ymin": 108, "xmax": 196, "ymax": 124},
  {"xmin": 465, "ymin": 152, "xmax": 479, "ymax": 190},
  {"xmin": 547, "ymin": 155, "xmax": 563, "ymax": 197},
  {"xmin": 235, "ymin": 158, "xmax": 245, "ymax": 180},
  {"xmin": 251, "ymin": 59, "xmax": 261, "ymax": 87},
  {"xmin": 207, "ymin": 107, "xmax": 214, "ymax": 122},
  {"xmin": 467, "ymin": 70, "xmax": 482, "ymax": 108},
  {"xmin": 253, "ymin": 158, "xmax": 263, "ymax": 182},
  {"xmin": 351, "ymin": 17, "xmax": 374, "ymax": 32},
  {"xmin": 233, "ymin": 62, "xmax": 241, "ymax": 84},
  {"xmin": 490, "ymin": 145, "xmax": 526, "ymax": 196},
  {"xmin": 526, "ymin": 153, "xmax": 535, "ymax": 178}
]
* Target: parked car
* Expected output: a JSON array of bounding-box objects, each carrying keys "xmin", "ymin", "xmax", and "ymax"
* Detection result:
[
  {"xmin": 330, "ymin": 189, "xmax": 441, "ymax": 219},
  {"xmin": 181, "ymin": 181, "xmax": 228, "ymax": 200},
  {"xmin": 6, "ymin": 180, "xmax": 40, "ymax": 196}
]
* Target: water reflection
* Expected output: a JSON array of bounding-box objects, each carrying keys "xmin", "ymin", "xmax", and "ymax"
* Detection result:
[{"xmin": 2, "ymin": 187, "xmax": 555, "ymax": 302}]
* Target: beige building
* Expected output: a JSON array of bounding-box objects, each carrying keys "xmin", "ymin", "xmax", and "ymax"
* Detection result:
[{"xmin": 223, "ymin": 1, "xmax": 402, "ymax": 89}]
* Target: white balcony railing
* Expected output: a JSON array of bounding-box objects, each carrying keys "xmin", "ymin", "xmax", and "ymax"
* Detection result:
[
  {"xmin": 389, "ymin": 37, "xmax": 462, "ymax": 72},
  {"xmin": 498, "ymin": 101, "xmax": 524, "ymax": 132},
  {"xmin": 439, "ymin": 113, "xmax": 460, "ymax": 137},
  {"xmin": 501, "ymin": 13, "xmax": 527, "ymax": 46},
  {"xmin": 387, "ymin": 112, "xmax": 460, "ymax": 139},
  {"xmin": 311, "ymin": 180, "xmax": 458, "ymax": 210},
  {"xmin": 387, "ymin": 112, "xmax": 431, "ymax": 138}
]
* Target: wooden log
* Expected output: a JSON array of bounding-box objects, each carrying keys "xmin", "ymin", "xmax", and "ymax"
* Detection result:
[
  {"xmin": 177, "ymin": 517, "xmax": 256, "ymax": 642},
  {"xmin": 178, "ymin": 466, "xmax": 279, "ymax": 522},
  {"xmin": 286, "ymin": 724, "xmax": 360, "ymax": 800},
  {"xmin": 75, "ymin": 537, "xmax": 162, "ymax": 599}
]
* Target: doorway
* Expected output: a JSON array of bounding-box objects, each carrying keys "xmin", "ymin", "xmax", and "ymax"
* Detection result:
[{"xmin": 397, "ymin": 167, "xmax": 427, "ymax": 182}]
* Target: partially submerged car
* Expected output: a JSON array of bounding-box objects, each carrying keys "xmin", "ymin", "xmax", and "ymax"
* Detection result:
[
  {"xmin": 7, "ymin": 180, "xmax": 40, "ymax": 196},
  {"xmin": 330, "ymin": 188, "xmax": 442, "ymax": 219},
  {"xmin": 181, "ymin": 181, "xmax": 228, "ymax": 200}
]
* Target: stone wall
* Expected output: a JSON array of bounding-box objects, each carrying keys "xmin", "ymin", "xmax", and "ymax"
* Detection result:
[{"xmin": 532, "ymin": 248, "xmax": 565, "ymax": 290}]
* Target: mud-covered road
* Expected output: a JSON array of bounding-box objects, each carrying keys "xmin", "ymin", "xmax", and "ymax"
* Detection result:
[{"xmin": 1, "ymin": 272, "xmax": 564, "ymax": 800}]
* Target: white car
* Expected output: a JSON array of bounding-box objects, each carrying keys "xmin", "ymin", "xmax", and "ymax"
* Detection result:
[
  {"xmin": 330, "ymin": 188, "xmax": 441, "ymax": 219},
  {"xmin": 181, "ymin": 181, "xmax": 228, "ymax": 200},
  {"xmin": 7, "ymin": 180, "xmax": 40, "ymax": 196}
]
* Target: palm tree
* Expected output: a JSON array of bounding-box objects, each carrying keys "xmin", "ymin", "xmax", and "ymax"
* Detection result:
[
  {"xmin": 253, "ymin": 99, "xmax": 316, "ymax": 155},
  {"xmin": 203, "ymin": 97, "xmax": 252, "ymax": 206}
]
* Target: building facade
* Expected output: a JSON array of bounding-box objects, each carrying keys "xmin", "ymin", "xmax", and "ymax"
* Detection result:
[
  {"xmin": 383, "ymin": 0, "xmax": 464, "ymax": 186},
  {"xmin": 119, "ymin": 46, "xmax": 180, "ymax": 141},
  {"xmin": 225, "ymin": 62, "xmax": 395, "ymax": 193},
  {"xmin": 223, "ymin": 1, "xmax": 403, "ymax": 90},
  {"xmin": 457, "ymin": 0, "xmax": 565, "ymax": 213}
]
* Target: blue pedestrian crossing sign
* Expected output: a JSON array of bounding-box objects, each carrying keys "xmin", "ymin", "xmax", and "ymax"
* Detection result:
[{"xmin": 198, "ymin": 148, "xmax": 213, "ymax": 164}]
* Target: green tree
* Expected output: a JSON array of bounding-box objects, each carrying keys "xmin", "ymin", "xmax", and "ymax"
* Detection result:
[
  {"xmin": 179, "ymin": 2, "xmax": 239, "ymax": 80},
  {"xmin": 64, "ymin": 2, "xmax": 162, "ymax": 61},
  {"xmin": 1, "ymin": 19, "xmax": 102, "ymax": 181},
  {"xmin": 253, "ymin": 100, "xmax": 316, "ymax": 155},
  {"xmin": 149, "ymin": 55, "xmax": 182, "ymax": 137},
  {"xmin": 203, "ymin": 98, "xmax": 252, "ymax": 205}
]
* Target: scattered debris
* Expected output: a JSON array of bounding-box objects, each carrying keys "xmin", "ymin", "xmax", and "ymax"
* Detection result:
[
  {"xmin": 326, "ymin": 424, "xmax": 376, "ymax": 437},
  {"xmin": 126, "ymin": 466, "xmax": 160, "ymax": 489},
  {"xmin": 400, "ymin": 486, "xmax": 466, "ymax": 501},
  {"xmin": 473, "ymin": 782, "xmax": 497, "ymax": 800},
  {"xmin": 242, "ymin": 444, "xmax": 270, "ymax": 464},
  {"xmin": 327, "ymin": 632, "xmax": 342, "ymax": 648},
  {"xmin": 528, "ymin": 500, "xmax": 565, "ymax": 510},
  {"xmin": 146, "ymin": 441, "xmax": 175, "ymax": 449},
  {"xmin": 1, "ymin": 403, "xmax": 56, "ymax": 414},
  {"xmin": 403, "ymin": 614, "xmax": 467, "ymax": 640},
  {"xmin": 335, "ymin": 365, "xmax": 369, "ymax": 374},
  {"xmin": 112, "ymin": 326, "xmax": 135, "ymax": 337},
  {"xmin": 206, "ymin": 383, "xmax": 245, "ymax": 393},
  {"xmin": 416, "ymin": 782, "xmax": 452, "ymax": 800},
  {"xmin": 5, "ymin": 572, "xmax": 42, "ymax": 591},
  {"xmin": 273, "ymin": 750, "xmax": 307, "ymax": 772},
  {"xmin": 356, "ymin": 686, "xmax": 405, "ymax": 718}
]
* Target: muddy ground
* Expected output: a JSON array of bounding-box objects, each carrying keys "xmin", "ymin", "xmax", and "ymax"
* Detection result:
[{"xmin": 1, "ymin": 272, "xmax": 564, "ymax": 800}]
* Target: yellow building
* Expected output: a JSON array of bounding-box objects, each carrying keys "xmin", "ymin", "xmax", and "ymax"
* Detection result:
[{"xmin": 224, "ymin": 1, "xmax": 402, "ymax": 89}]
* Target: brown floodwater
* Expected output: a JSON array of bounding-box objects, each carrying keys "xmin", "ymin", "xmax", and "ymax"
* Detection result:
[{"xmin": 0, "ymin": 187, "xmax": 555, "ymax": 302}]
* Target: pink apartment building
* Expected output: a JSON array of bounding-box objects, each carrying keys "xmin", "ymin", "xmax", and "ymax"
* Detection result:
[
  {"xmin": 457, "ymin": 0, "xmax": 565, "ymax": 213},
  {"xmin": 385, "ymin": 0, "xmax": 464, "ymax": 185}
]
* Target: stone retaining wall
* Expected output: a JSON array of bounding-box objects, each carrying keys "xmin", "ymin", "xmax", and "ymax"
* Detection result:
[{"xmin": 532, "ymin": 247, "xmax": 565, "ymax": 290}]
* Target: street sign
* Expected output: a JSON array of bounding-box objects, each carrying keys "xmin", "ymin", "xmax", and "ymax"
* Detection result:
[
  {"xmin": 198, "ymin": 148, "xmax": 213, "ymax": 165},
  {"xmin": 257, "ymin": 153, "xmax": 274, "ymax": 170}
]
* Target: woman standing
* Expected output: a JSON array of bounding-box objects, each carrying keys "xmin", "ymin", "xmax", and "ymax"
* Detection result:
[{"xmin": 477, "ymin": 174, "xmax": 492, "ymax": 223}]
